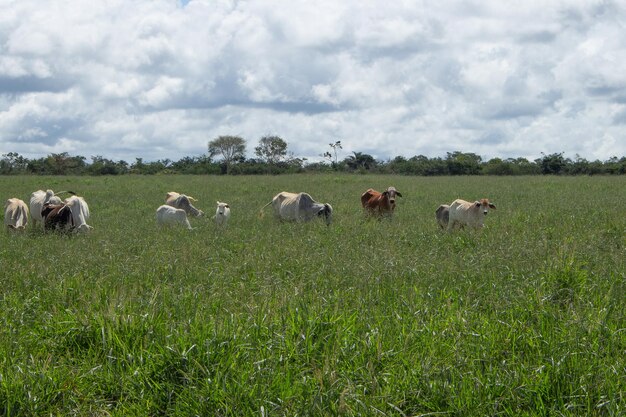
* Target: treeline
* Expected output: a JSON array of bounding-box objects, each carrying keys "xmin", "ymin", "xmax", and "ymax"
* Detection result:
[
  {"xmin": 2, "ymin": 150, "xmax": 625, "ymax": 176},
  {"xmin": 2, "ymin": 134, "xmax": 626, "ymax": 177}
]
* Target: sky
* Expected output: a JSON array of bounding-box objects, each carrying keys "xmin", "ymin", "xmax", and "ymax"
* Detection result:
[{"xmin": 1, "ymin": 0, "xmax": 625, "ymax": 164}]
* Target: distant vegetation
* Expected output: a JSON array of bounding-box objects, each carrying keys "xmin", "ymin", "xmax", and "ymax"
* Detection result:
[{"xmin": 2, "ymin": 136, "xmax": 625, "ymax": 176}]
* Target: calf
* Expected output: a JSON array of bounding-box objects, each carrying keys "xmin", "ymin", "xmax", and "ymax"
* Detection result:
[
  {"xmin": 447, "ymin": 198, "xmax": 496, "ymax": 231},
  {"xmin": 4, "ymin": 198, "xmax": 29, "ymax": 230},
  {"xmin": 435, "ymin": 204, "xmax": 450, "ymax": 230},
  {"xmin": 156, "ymin": 205, "xmax": 192, "ymax": 229},
  {"xmin": 214, "ymin": 201, "xmax": 231, "ymax": 226},
  {"xmin": 361, "ymin": 186, "xmax": 403, "ymax": 218}
]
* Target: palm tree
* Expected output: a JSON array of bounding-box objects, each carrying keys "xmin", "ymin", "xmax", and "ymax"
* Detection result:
[{"xmin": 345, "ymin": 151, "xmax": 377, "ymax": 170}]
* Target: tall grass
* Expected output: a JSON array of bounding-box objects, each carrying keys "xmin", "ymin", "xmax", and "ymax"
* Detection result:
[{"xmin": 1, "ymin": 174, "xmax": 624, "ymax": 416}]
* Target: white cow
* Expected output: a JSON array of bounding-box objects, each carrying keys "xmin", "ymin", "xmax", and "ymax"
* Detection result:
[
  {"xmin": 260, "ymin": 192, "xmax": 333, "ymax": 225},
  {"xmin": 214, "ymin": 201, "xmax": 231, "ymax": 226},
  {"xmin": 165, "ymin": 191, "xmax": 204, "ymax": 217},
  {"xmin": 29, "ymin": 189, "xmax": 67, "ymax": 228},
  {"xmin": 65, "ymin": 196, "xmax": 93, "ymax": 233},
  {"xmin": 447, "ymin": 198, "xmax": 496, "ymax": 231},
  {"xmin": 156, "ymin": 205, "xmax": 192, "ymax": 229},
  {"xmin": 4, "ymin": 198, "xmax": 29, "ymax": 230}
]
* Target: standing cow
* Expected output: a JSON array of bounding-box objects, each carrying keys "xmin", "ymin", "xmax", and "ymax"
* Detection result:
[
  {"xmin": 447, "ymin": 198, "xmax": 496, "ymax": 231},
  {"xmin": 156, "ymin": 205, "xmax": 193, "ymax": 230},
  {"xmin": 4, "ymin": 198, "xmax": 29, "ymax": 230},
  {"xmin": 165, "ymin": 192, "xmax": 204, "ymax": 217},
  {"xmin": 361, "ymin": 186, "xmax": 403, "ymax": 218},
  {"xmin": 214, "ymin": 201, "xmax": 231, "ymax": 227},
  {"xmin": 260, "ymin": 192, "xmax": 333, "ymax": 225}
]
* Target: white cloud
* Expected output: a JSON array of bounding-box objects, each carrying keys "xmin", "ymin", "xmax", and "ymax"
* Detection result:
[{"xmin": 0, "ymin": 0, "xmax": 625, "ymax": 162}]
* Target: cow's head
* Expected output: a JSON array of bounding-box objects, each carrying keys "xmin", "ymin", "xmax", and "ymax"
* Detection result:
[
  {"xmin": 317, "ymin": 203, "xmax": 333, "ymax": 225},
  {"xmin": 43, "ymin": 190, "xmax": 56, "ymax": 205},
  {"xmin": 216, "ymin": 201, "xmax": 230, "ymax": 216},
  {"xmin": 474, "ymin": 199, "xmax": 496, "ymax": 215},
  {"xmin": 383, "ymin": 187, "xmax": 402, "ymax": 208}
]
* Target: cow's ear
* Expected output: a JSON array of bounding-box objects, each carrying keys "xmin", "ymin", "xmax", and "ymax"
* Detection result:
[
  {"xmin": 474, "ymin": 201, "xmax": 481, "ymax": 207},
  {"xmin": 489, "ymin": 203, "xmax": 496, "ymax": 209},
  {"xmin": 396, "ymin": 192, "xmax": 403, "ymax": 197},
  {"xmin": 225, "ymin": 205, "xmax": 230, "ymax": 208}
]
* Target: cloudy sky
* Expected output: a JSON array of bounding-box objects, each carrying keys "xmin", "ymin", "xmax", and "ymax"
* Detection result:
[{"xmin": 1, "ymin": 0, "xmax": 625, "ymax": 163}]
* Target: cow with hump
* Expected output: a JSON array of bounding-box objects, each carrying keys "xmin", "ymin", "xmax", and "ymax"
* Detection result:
[
  {"xmin": 165, "ymin": 192, "xmax": 204, "ymax": 218},
  {"xmin": 361, "ymin": 186, "xmax": 403, "ymax": 218},
  {"xmin": 64, "ymin": 196, "xmax": 93, "ymax": 233},
  {"xmin": 156, "ymin": 205, "xmax": 193, "ymax": 230},
  {"xmin": 260, "ymin": 192, "xmax": 333, "ymax": 225},
  {"xmin": 4, "ymin": 198, "xmax": 29, "ymax": 230},
  {"xmin": 447, "ymin": 198, "xmax": 496, "ymax": 231}
]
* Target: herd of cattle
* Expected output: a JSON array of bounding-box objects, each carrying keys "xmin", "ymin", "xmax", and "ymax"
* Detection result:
[
  {"xmin": 4, "ymin": 185, "xmax": 496, "ymax": 233},
  {"xmin": 4, "ymin": 189, "xmax": 92, "ymax": 233}
]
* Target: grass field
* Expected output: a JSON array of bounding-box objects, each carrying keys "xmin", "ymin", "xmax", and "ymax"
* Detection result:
[{"xmin": 1, "ymin": 174, "xmax": 624, "ymax": 416}]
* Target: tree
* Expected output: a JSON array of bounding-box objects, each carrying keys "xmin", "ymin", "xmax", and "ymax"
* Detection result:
[
  {"xmin": 344, "ymin": 151, "xmax": 377, "ymax": 171},
  {"xmin": 322, "ymin": 140, "xmax": 342, "ymax": 168},
  {"xmin": 255, "ymin": 136, "xmax": 288, "ymax": 164},
  {"xmin": 445, "ymin": 151, "xmax": 482, "ymax": 175},
  {"xmin": 483, "ymin": 157, "xmax": 514, "ymax": 175},
  {"xmin": 536, "ymin": 152, "xmax": 567, "ymax": 175},
  {"xmin": 43, "ymin": 152, "xmax": 86, "ymax": 175},
  {"xmin": 89, "ymin": 155, "xmax": 121, "ymax": 175},
  {"xmin": 1, "ymin": 152, "xmax": 28, "ymax": 174},
  {"xmin": 208, "ymin": 135, "xmax": 246, "ymax": 174}
]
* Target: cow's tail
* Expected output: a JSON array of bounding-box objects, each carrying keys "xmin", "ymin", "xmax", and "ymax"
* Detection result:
[{"xmin": 258, "ymin": 201, "xmax": 273, "ymax": 219}]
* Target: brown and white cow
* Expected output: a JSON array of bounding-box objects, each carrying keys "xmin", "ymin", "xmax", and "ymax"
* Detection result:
[
  {"xmin": 41, "ymin": 202, "xmax": 74, "ymax": 232},
  {"xmin": 447, "ymin": 198, "xmax": 496, "ymax": 231},
  {"xmin": 361, "ymin": 186, "xmax": 403, "ymax": 218},
  {"xmin": 165, "ymin": 191, "xmax": 204, "ymax": 217},
  {"xmin": 4, "ymin": 198, "xmax": 29, "ymax": 230},
  {"xmin": 30, "ymin": 189, "xmax": 73, "ymax": 228}
]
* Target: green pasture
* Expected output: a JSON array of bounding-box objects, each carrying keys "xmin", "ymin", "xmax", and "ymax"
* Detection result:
[{"xmin": 1, "ymin": 174, "xmax": 624, "ymax": 416}]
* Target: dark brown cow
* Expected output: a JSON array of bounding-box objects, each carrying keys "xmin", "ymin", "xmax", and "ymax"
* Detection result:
[
  {"xmin": 41, "ymin": 203, "xmax": 74, "ymax": 232},
  {"xmin": 361, "ymin": 186, "xmax": 403, "ymax": 217}
]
